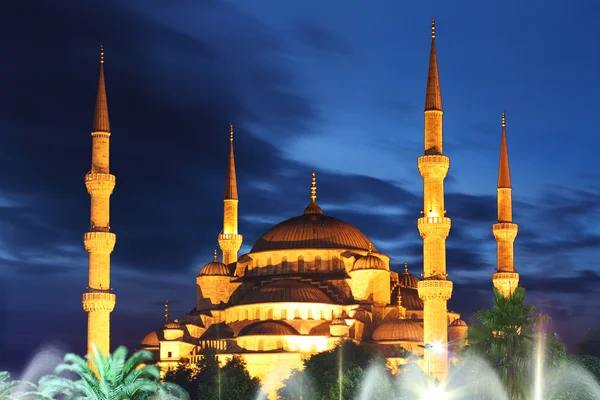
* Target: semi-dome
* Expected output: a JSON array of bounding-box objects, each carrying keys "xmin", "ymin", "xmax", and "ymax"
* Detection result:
[
  {"xmin": 352, "ymin": 245, "xmax": 386, "ymax": 270},
  {"xmin": 240, "ymin": 279, "xmax": 332, "ymax": 304},
  {"xmin": 399, "ymin": 263, "xmax": 420, "ymax": 289},
  {"xmin": 199, "ymin": 250, "xmax": 230, "ymax": 276},
  {"xmin": 141, "ymin": 330, "xmax": 160, "ymax": 346},
  {"xmin": 239, "ymin": 321, "xmax": 298, "ymax": 336},
  {"xmin": 331, "ymin": 317, "xmax": 347, "ymax": 326},
  {"xmin": 372, "ymin": 319, "xmax": 424, "ymax": 342},
  {"xmin": 164, "ymin": 322, "xmax": 181, "ymax": 329}
]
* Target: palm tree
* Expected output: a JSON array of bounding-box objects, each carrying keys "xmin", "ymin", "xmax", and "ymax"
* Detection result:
[
  {"xmin": 38, "ymin": 344, "xmax": 188, "ymax": 400},
  {"xmin": 459, "ymin": 288, "xmax": 565, "ymax": 399},
  {"xmin": 0, "ymin": 371, "xmax": 50, "ymax": 400}
]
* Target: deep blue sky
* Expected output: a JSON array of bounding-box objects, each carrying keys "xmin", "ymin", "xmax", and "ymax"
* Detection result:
[{"xmin": 1, "ymin": 0, "xmax": 600, "ymax": 375}]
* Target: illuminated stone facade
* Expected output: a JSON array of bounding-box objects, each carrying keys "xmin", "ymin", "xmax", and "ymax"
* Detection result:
[
  {"xmin": 83, "ymin": 45, "xmax": 116, "ymax": 359},
  {"xmin": 135, "ymin": 21, "xmax": 474, "ymax": 396}
]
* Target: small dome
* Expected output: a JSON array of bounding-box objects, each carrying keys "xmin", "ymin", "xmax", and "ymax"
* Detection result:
[
  {"xmin": 199, "ymin": 250, "xmax": 230, "ymax": 276},
  {"xmin": 240, "ymin": 321, "xmax": 298, "ymax": 336},
  {"xmin": 449, "ymin": 319, "xmax": 467, "ymax": 327},
  {"xmin": 372, "ymin": 319, "xmax": 424, "ymax": 342},
  {"xmin": 164, "ymin": 322, "xmax": 181, "ymax": 329},
  {"xmin": 399, "ymin": 263, "xmax": 419, "ymax": 289},
  {"xmin": 352, "ymin": 246, "xmax": 386, "ymax": 271},
  {"xmin": 240, "ymin": 279, "xmax": 332, "ymax": 304},
  {"xmin": 141, "ymin": 330, "xmax": 160, "ymax": 346},
  {"xmin": 331, "ymin": 317, "xmax": 347, "ymax": 326}
]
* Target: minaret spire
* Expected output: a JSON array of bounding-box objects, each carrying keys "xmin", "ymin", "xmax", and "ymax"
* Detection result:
[
  {"xmin": 493, "ymin": 111, "xmax": 519, "ymax": 297},
  {"xmin": 425, "ymin": 18, "xmax": 442, "ymax": 114},
  {"xmin": 82, "ymin": 44, "xmax": 117, "ymax": 360},
  {"xmin": 165, "ymin": 299, "xmax": 170, "ymax": 324},
  {"xmin": 498, "ymin": 111, "xmax": 511, "ymax": 189},
  {"xmin": 218, "ymin": 123, "xmax": 243, "ymax": 266},
  {"xmin": 417, "ymin": 18, "xmax": 453, "ymax": 380},
  {"xmin": 93, "ymin": 43, "xmax": 110, "ymax": 133}
]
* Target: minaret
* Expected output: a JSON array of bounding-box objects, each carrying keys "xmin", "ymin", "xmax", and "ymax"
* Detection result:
[
  {"xmin": 492, "ymin": 112, "xmax": 519, "ymax": 297},
  {"xmin": 218, "ymin": 124, "xmax": 243, "ymax": 266},
  {"xmin": 82, "ymin": 44, "xmax": 117, "ymax": 358},
  {"xmin": 416, "ymin": 19, "xmax": 453, "ymax": 380}
]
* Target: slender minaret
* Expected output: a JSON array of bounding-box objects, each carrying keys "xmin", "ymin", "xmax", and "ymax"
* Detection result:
[
  {"xmin": 218, "ymin": 124, "xmax": 243, "ymax": 266},
  {"xmin": 82, "ymin": 44, "xmax": 117, "ymax": 358},
  {"xmin": 492, "ymin": 112, "xmax": 519, "ymax": 297},
  {"xmin": 416, "ymin": 19, "xmax": 453, "ymax": 380}
]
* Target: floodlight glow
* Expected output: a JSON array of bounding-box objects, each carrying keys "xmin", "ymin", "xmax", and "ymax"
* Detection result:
[
  {"xmin": 422, "ymin": 386, "xmax": 449, "ymax": 400},
  {"xmin": 431, "ymin": 341, "xmax": 445, "ymax": 353}
]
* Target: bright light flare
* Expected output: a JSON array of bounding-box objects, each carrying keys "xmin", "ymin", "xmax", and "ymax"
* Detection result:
[
  {"xmin": 430, "ymin": 341, "xmax": 445, "ymax": 353},
  {"xmin": 421, "ymin": 385, "xmax": 449, "ymax": 400}
]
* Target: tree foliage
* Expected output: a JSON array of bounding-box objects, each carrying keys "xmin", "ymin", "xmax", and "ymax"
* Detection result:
[
  {"xmin": 37, "ymin": 344, "xmax": 187, "ymax": 400},
  {"xmin": 459, "ymin": 288, "xmax": 566, "ymax": 400},
  {"xmin": 277, "ymin": 340, "xmax": 396, "ymax": 400},
  {"xmin": 162, "ymin": 349, "xmax": 263, "ymax": 400}
]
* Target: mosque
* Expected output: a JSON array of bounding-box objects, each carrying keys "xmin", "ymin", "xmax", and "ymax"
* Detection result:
[{"xmin": 81, "ymin": 19, "xmax": 520, "ymax": 397}]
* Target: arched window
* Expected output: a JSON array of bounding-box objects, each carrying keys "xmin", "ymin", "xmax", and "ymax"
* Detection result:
[
  {"xmin": 281, "ymin": 257, "xmax": 288, "ymax": 273},
  {"xmin": 314, "ymin": 256, "xmax": 322, "ymax": 271},
  {"xmin": 255, "ymin": 309, "xmax": 261, "ymax": 320},
  {"xmin": 319, "ymin": 309, "xmax": 325, "ymax": 320},
  {"xmin": 267, "ymin": 309, "xmax": 273, "ymax": 320},
  {"xmin": 276, "ymin": 340, "xmax": 283, "ymax": 349},
  {"xmin": 298, "ymin": 256, "xmax": 305, "ymax": 273},
  {"xmin": 258, "ymin": 340, "xmax": 264, "ymax": 351},
  {"xmin": 307, "ymin": 309, "xmax": 313, "ymax": 319},
  {"xmin": 281, "ymin": 309, "xmax": 287, "ymax": 320},
  {"xmin": 411, "ymin": 313, "xmax": 418, "ymax": 320},
  {"xmin": 294, "ymin": 308, "xmax": 301, "ymax": 319}
]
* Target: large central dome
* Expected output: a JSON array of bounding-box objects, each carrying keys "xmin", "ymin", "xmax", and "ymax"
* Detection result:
[
  {"xmin": 251, "ymin": 172, "xmax": 376, "ymax": 253},
  {"xmin": 251, "ymin": 212, "xmax": 376, "ymax": 253}
]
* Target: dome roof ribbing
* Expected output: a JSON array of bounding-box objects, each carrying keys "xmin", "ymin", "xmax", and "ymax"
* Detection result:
[
  {"xmin": 240, "ymin": 279, "xmax": 332, "ymax": 304},
  {"xmin": 372, "ymin": 319, "xmax": 424, "ymax": 342},
  {"xmin": 399, "ymin": 263, "xmax": 420, "ymax": 289},
  {"xmin": 141, "ymin": 330, "xmax": 160, "ymax": 346},
  {"xmin": 352, "ymin": 244, "xmax": 386, "ymax": 271},
  {"xmin": 199, "ymin": 250, "xmax": 230, "ymax": 276},
  {"xmin": 449, "ymin": 319, "xmax": 467, "ymax": 327},
  {"xmin": 250, "ymin": 172, "xmax": 375, "ymax": 253}
]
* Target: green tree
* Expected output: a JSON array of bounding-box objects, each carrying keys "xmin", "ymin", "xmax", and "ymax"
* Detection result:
[
  {"xmin": 277, "ymin": 340, "xmax": 393, "ymax": 400},
  {"xmin": 459, "ymin": 288, "xmax": 566, "ymax": 400},
  {"xmin": 0, "ymin": 371, "xmax": 50, "ymax": 400},
  {"xmin": 38, "ymin": 344, "xmax": 188, "ymax": 399}
]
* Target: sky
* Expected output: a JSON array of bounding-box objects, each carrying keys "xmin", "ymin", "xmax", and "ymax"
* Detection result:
[{"xmin": 1, "ymin": 0, "xmax": 600, "ymax": 375}]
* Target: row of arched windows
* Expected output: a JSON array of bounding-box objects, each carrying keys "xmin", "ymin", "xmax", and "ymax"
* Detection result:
[
  {"xmin": 226, "ymin": 305, "xmax": 343, "ymax": 322},
  {"xmin": 245, "ymin": 256, "xmax": 344, "ymax": 276}
]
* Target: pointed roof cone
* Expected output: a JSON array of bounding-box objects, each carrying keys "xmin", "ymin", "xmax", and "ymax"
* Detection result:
[
  {"xmin": 404, "ymin": 262, "xmax": 409, "ymax": 274},
  {"xmin": 498, "ymin": 111, "xmax": 512, "ymax": 188},
  {"xmin": 93, "ymin": 43, "xmax": 110, "ymax": 132},
  {"xmin": 304, "ymin": 171, "xmax": 323, "ymax": 215},
  {"xmin": 224, "ymin": 123, "xmax": 239, "ymax": 200},
  {"xmin": 425, "ymin": 18, "xmax": 443, "ymax": 111}
]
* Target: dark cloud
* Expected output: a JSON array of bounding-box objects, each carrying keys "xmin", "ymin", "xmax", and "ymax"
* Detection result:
[{"xmin": 293, "ymin": 21, "xmax": 352, "ymax": 55}]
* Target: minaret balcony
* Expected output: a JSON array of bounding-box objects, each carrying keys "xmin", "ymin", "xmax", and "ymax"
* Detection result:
[
  {"xmin": 85, "ymin": 173, "xmax": 116, "ymax": 196},
  {"xmin": 417, "ymin": 279, "xmax": 453, "ymax": 301},
  {"xmin": 417, "ymin": 155, "xmax": 449, "ymax": 179},
  {"xmin": 84, "ymin": 231, "xmax": 116, "ymax": 254},
  {"xmin": 82, "ymin": 291, "xmax": 116, "ymax": 312},
  {"xmin": 417, "ymin": 216, "xmax": 451, "ymax": 239},
  {"xmin": 492, "ymin": 223, "xmax": 518, "ymax": 241}
]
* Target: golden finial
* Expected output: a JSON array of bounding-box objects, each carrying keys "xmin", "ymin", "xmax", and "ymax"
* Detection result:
[
  {"xmin": 213, "ymin": 249, "xmax": 218, "ymax": 262},
  {"xmin": 100, "ymin": 43, "xmax": 104, "ymax": 65},
  {"xmin": 368, "ymin": 242, "xmax": 373, "ymax": 254},
  {"xmin": 404, "ymin": 262, "xmax": 409, "ymax": 274},
  {"xmin": 310, "ymin": 171, "xmax": 317, "ymax": 202},
  {"xmin": 229, "ymin": 123, "xmax": 234, "ymax": 142},
  {"xmin": 165, "ymin": 298, "xmax": 170, "ymax": 324},
  {"xmin": 502, "ymin": 110, "xmax": 506, "ymax": 128},
  {"xmin": 431, "ymin": 18, "xmax": 436, "ymax": 39}
]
